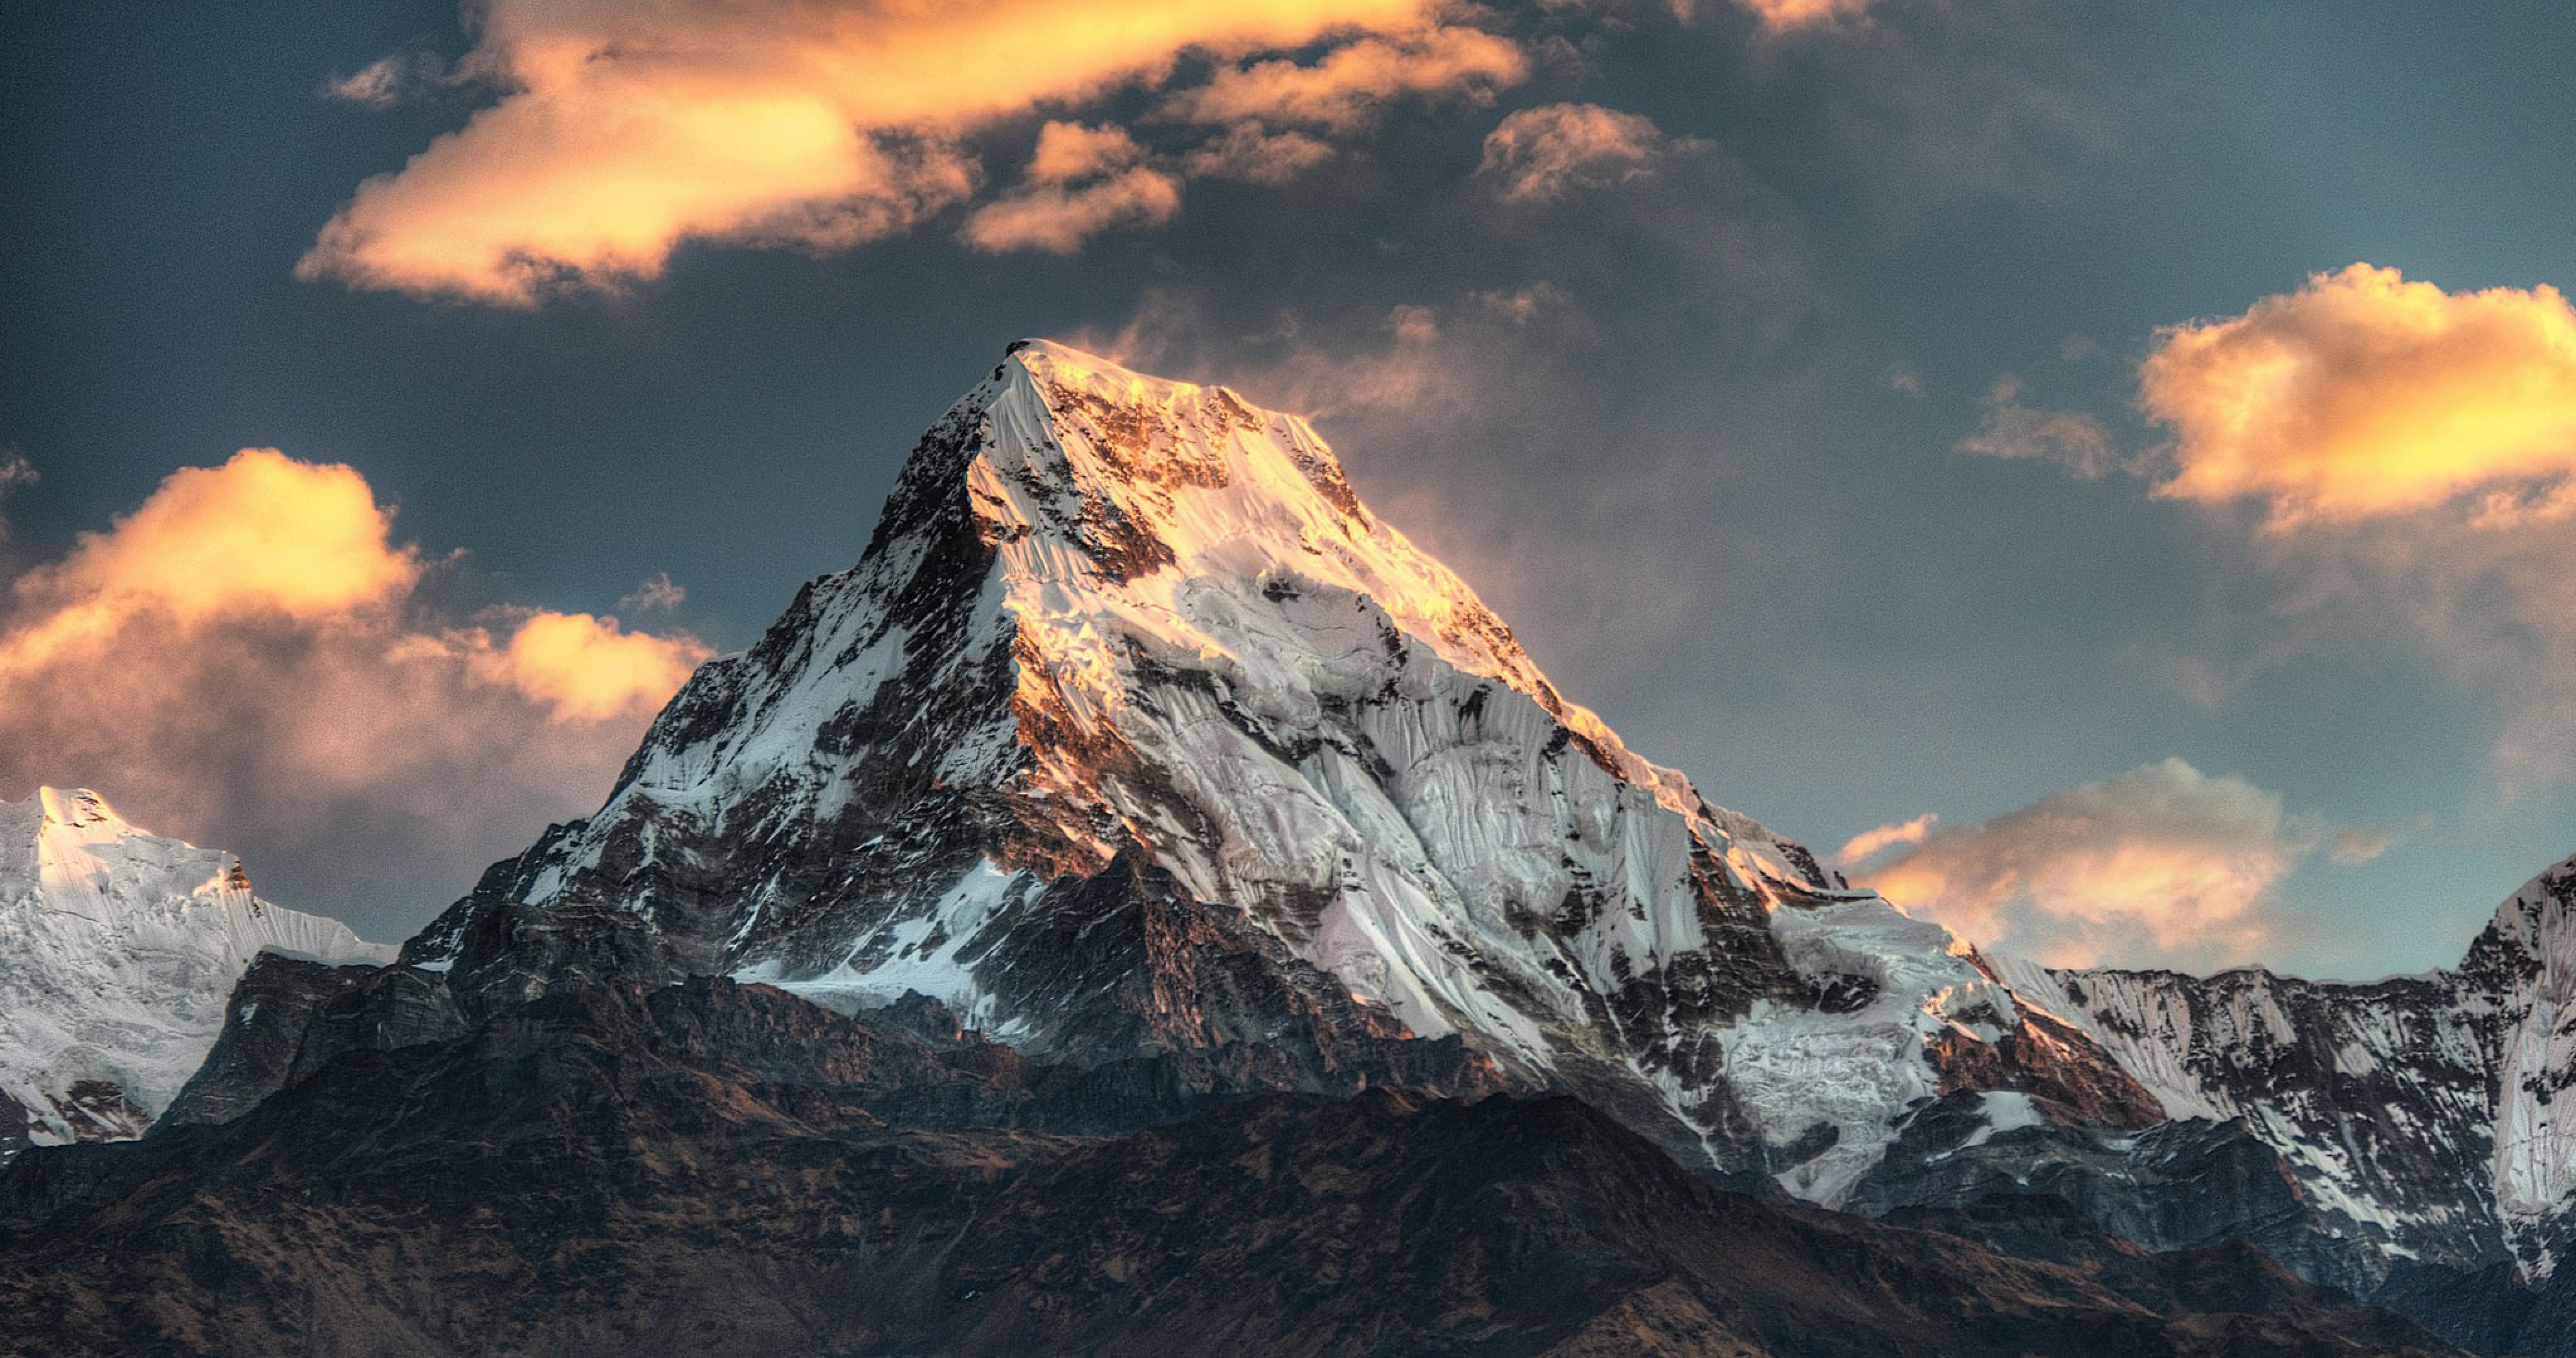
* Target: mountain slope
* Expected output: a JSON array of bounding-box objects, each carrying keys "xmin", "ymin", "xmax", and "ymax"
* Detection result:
[
  {"xmin": 0, "ymin": 788, "xmax": 392, "ymax": 1154},
  {"xmin": 0, "ymin": 978, "xmax": 2461, "ymax": 1358}
]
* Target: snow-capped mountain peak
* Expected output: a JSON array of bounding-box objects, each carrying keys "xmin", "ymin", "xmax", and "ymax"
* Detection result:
[
  {"xmin": 0, "ymin": 787, "xmax": 392, "ymax": 1153},
  {"xmin": 410, "ymin": 339, "xmax": 2150, "ymax": 1199}
]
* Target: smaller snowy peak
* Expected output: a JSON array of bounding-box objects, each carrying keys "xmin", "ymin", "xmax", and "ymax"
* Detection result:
[{"xmin": 0, "ymin": 788, "xmax": 394, "ymax": 1154}]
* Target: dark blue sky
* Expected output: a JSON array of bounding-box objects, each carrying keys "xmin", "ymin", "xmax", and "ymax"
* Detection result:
[{"xmin": 5, "ymin": 0, "xmax": 2572, "ymax": 973}]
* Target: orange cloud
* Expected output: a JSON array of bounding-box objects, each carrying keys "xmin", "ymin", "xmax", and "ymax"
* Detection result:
[
  {"xmin": 1167, "ymin": 26, "xmax": 1525, "ymax": 131},
  {"xmin": 1835, "ymin": 812, "xmax": 1936, "ymax": 864},
  {"xmin": 3, "ymin": 449, "xmax": 419, "ymax": 671},
  {"xmin": 0, "ymin": 449, "xmax": 706, "ymax": 932},
  {"xmin": 1477, "ymin": 104, "xmax": 1695, "ymax": 202},
  {"xmin": 1180, "ymin": 124, "xmax": 1335, "ymax": 184},
  {"xmin": 1857, "ymin": 759, "xmax": 2333, "ymax": 969},
  {"xmin": 2141, "ymin": 264, "xmax": 2576, "ymax": 526},
  {"xmin": 961, "ymin": 167, "xmax": 1183, "ymax": 255},
  {"xmin": 1957, "ymin": 375, "xmax": 2124, "ymax": 478},
  {"xmin": 1731, "ymin": 0, "xmax": 1877, "ymax": 31},
  {"xmin": 300, "ymin": 0, "xmax": 1449, "ymax": 302},
  {"xmin": 465, "ymin": 610, "xmax": 711, "ymax": 722},
  {"xmin": 2114, "ymin": 265, "xmax": 2576, "ymax": 788},
  {"xmin": 1026, "ymin": 122, "xmax": 1145, "ymax": 184}
]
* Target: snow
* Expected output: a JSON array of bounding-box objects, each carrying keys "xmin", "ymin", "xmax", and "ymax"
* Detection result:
[
  {"xmin": 1992, "ymin": 858, "xmax": 2576, "ymax": 1273},
  {"xmin": 0, "ymin": 788, "xmax": 393, "ymax": 1147},
  {"xmin": 737, "ymin": 861, "xmax": 1032, "ymax": 1035},
  {"xmin": 1733, "ymin": 895, "xmax": 2018, "ymax": 1204},
  {"xmin": 2484, "ymin": 856, "xmax": 2576, "ymax": 1274}
]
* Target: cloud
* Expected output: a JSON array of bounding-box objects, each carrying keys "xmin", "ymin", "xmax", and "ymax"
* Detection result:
[
  {"xmin": 299, "ymin": 0, "xmax": 1469, "ymax": 302},
  {"xmin": 323, "ymin": 49, "xmax": 447, "ymax": 109},
  {"xmin": 1731, "ymin": 0, "xmax": 1877, "ymax": 30},
  {"xmin": 1835, "ymin": 812, "xmax": 1935, "ymax": 864},
  {"xmin": 619, "ymin": 572, "xmax": 686, "ymax": 614},
  {"xmin": 4, "ymin": 449, "xmax": 421, "ymax": 670},
  {"xmin": 2140, "ymin": 264, "xmax": 2576, "ymax": 526},
  {"xmin": 962, "ymin": 167, "xmax": 1182, "ymax": 255},
  {"xmin": 1180, "ymin": 124, "xmax": 1336, "ymax": 185},
  {"xmin": 1853, "ymin": 759, "xmax": 2381, "ymax": 970},
  {"xmin": 1478, "ymin": 103, "xmax": 1697, "ymax": 202},
  {"xmin": 1166, "ymin": 26, "xmax": 1524, "ymax": 132},
  {"xmin": 458, "ymin": 610, "xmax": 708, "ymax": 722},
  {"xmin": 2094, "ymin": 265, "xmax": 2576, "ymax": 790},
  {"xmin": 1472, "ymin": 282, "xmax": 1570, "ymax": 326},
  {"xmin": 0, "ymin": 453, "xmax": 35, "ymax": 538},
  {"xmin": 1024, "ymin": 122, "xmax": 1146, "ymax": 184},
  {"xmin": 0, "ymin": 448, "xmax": 708, "ymax": 935},
  {"xmin": 1957, "ymin": 374, "xmax": 2125, "ymax": 478}
]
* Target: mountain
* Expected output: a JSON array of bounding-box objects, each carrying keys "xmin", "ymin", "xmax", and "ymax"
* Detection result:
[
  {"xmin": 0, "ymin": 788, "xmax": 393, "ymax": 1156},
  {"xmin": 30, "ymin": 339, "xmax": 2568, "ymax": 1351}
]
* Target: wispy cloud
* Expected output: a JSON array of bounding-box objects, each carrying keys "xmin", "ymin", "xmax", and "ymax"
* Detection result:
[
  {"xmin": 0, "ymin": 452, "xmax": 35, "ymax": 540},
  {"xmin": 1835, "ymin": 811, "xmax": 1935, "ymax": 864},
  {"xmin": 1179, "ymin": 124, "xmax": 1336, "ymax": 185},
  {"xmin": 1957, "ymin": 373, "xmax": 2126, "ymax": 478},
  {"xmin": 1852, "ymin": 759, "xmax": 2409, "ymax": 970},
  {"xmin": 321, "ymin": 48, "xmax": 447, "ymax": 109},
  {"xmin": 1731, "ymin": 0, "xmax": 1878, "ymax": 32},
  {"xmin": 1478, "ymin": 104, "xmax": 1701, "ymax": 202},
  {"xmin": 962, "ymin": 123, "xmax": 1181, "ymax": 254},
  {"xmin": 1165, "ymin": 26, "xmax": 1524, "ymax": 132},
  {"xmin": 618, "ymin": 572, "xmax": 686, "ymax": 614}
]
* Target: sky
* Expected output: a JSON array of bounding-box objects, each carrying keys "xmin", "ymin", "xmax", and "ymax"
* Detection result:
[{"xmin": 4, "ymin": 0, "xmax": 2573, "ymax": 978}]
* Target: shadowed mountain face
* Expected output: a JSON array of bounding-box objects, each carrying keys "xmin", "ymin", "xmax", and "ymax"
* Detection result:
[{"xmin": 0, "ymin": 979, "xmax": 2462, "ymax": 1358}]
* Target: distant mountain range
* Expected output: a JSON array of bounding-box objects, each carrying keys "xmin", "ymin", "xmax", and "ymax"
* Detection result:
[{"xmin": 4, "ymin": 341, "xmax": 2567, "ymax": 1354}]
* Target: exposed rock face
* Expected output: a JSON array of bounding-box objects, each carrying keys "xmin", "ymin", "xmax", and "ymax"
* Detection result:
[
  {"xmin": 0, "ymin": 788, "xmax": 392, "ymax": 1156},
  {"xmin": 0, "ymin": 979, "xmax": 2462, "ymax": 1358}
]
